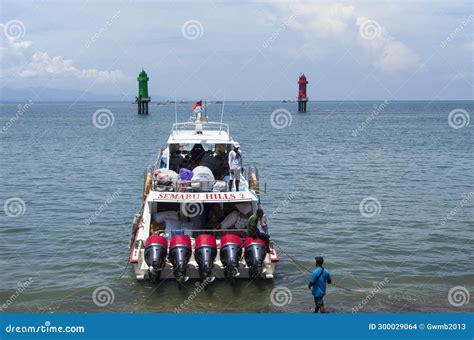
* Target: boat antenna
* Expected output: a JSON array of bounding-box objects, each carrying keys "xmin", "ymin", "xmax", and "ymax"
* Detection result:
[
  {"xmin": 174, "ymin": 96, "xmax": 178, "ymax": 130},
  {"xmin": 219, "ymin": 96, "xmax": 225, "ymax": 134}
]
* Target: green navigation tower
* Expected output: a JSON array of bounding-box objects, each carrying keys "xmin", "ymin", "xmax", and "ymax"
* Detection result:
[{"xmin": 136, "ymin": 69, "xmax": 151, "ymax": 115}]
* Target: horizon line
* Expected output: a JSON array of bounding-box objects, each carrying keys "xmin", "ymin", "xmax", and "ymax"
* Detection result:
[{"xmin": 1, "ymin": 99, "xmax": 473, "ymax": 103}]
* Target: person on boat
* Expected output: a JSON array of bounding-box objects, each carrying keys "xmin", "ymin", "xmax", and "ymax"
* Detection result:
[
  {"xmin": 308, "ymin": 256, "xmax": 332, "ymax": 313},
  {"xmin": 258, "ymin": 210, "xmax": 268, "ymax": 234},
  {"xmin": 150, "ymin": 221, "xmax": 166, "ymax": 235},
  {"xmin": 207, "ymin": 203, "xmax": 224, "ymax": 229},
  {"xmin": 191, "ymin": 144, "xmax": 205, "ymax": 167},
  {"xmin": 160, "ymin": 147, "xmax": 169, "ymax": 168},
  {"xmin": 246, "ymin": 208, "xmax": 270, "ymax": 251},
  {"xmin": 228, "ymin": 143, "xmax": 243, "ymax": 192}
]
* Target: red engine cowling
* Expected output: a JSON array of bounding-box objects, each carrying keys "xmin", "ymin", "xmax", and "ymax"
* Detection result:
[
  {"xmin": 144, "ymin": 235, "xmax": 168, "ymax": 281},
  {"xmin": 145, "ymin": 235, "xmax": 167, "ymax": 248},
  {"xmin": 170, "ymin": 235, "xmax": 192, "ymax": 249},
  {"xmin": 222, "ymin": 234, "xmax": 242, "ymax": 247},
  {"xmin": 220, "ymin": 234, "xmax": 243, "ymax": 284},
  {"xmin": 244, "ymin": 237, "xmax": 267, "ymax": 278},
  {"xmin": 194, "ymin": 234, "xmax": 217, "ymax": 282},
  {"xmin": 169, "ymin": 235, "xmax": 192, "ymax": 282}
]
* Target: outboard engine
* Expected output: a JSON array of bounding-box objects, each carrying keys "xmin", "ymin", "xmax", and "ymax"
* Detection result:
[
  {"xmin": 220, "ymin": 234, "xmax": 242, "ymax": 284},
  {"xmin": 169, "ymin": 235, "xmax": 192, "ymax": 283},
  {"xmin": 144, "ymin": 235, "xmax": 168, "ymax": 282},
  {"xmin": 244, "ymin": 237, "xmax": 267, "ymax": 279},
  {"xmin": 194, "ymin": 234, "xmax": 217, "ymax": 282}
]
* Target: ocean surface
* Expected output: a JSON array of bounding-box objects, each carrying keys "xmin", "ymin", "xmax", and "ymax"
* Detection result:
[{"xmin": 0, "ymin": 100, "xmax": 472, "ymax": 313}]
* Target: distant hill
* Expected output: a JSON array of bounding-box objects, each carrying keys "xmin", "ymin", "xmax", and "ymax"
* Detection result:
[{"xmin": 0, "ymin": 87, "xmax": 167, "ymax": 102}]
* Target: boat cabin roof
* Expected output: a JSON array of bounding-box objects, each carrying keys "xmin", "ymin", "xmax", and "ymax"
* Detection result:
[{"xmin": 167, "ymin": 122, "xmax": 232, "ymax": 144}]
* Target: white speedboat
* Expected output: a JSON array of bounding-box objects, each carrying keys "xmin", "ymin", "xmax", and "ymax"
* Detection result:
[{"xmin": 129, "ymin": 104, "xmax": 279, "ymax": 284}]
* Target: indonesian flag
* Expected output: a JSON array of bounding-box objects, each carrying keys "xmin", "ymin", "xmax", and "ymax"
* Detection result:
[{"xmin": 192, "ymin": 100, "xmax": 202, "ymax": 113}]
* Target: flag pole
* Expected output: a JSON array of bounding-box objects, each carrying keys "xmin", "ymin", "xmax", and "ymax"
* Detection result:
[
  {"xmin": 219, "ymin": 96, "xmax": 225, "ymax": 134},
  {"xmin": 174, "ymin": 96, "xmax": 178, "ymax": 129}
]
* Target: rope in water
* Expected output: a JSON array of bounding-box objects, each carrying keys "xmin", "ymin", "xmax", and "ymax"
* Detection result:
[
  {"xmin": 119, "ymin": 256, "xmax": 130, "ymax": 279},
  {"xmin": 273, "ymin": 242, "xmax": 355, "ymax": 292}
]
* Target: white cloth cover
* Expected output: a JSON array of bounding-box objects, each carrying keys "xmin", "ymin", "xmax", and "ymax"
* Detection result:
[
  {"xmin": 153, "ymin": 168, "xmax": 178, "ymax": 182},
  {"xmin": 153, "ymin": 211, "xmax": 179, "ymax": 223},
  {"xmin": 191, "ymin": 166, "xmax": 215, "ymax": 191},
  {"xmin": 213, "ymin": 180, "xmax": 227, "ymax": 192},
  {"xmin": 220, "ymin": 210, "xmax": 239, "ymax": 229},
  {"xmin": 235, "ymin": 202, "xmax": 252, "ymax": 214}
]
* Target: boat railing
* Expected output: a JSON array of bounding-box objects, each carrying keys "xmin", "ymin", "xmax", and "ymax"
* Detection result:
[
  {"xmin": 171, "ymin": 121, "xmax": 230, "ymax": 135},
  {"xmin": 162, "ymin": 229, "xmax": 247, "ymax": 234},
  {"xmin": 156, "ymin": 229, "xmax": 250, "ymax": 240},
  {"xmin": 152, "ymin": 148, "xmax": 163, "ymax": 168},
  {"xmin": 151, "ymin": 178, "xmax": 222, "ymax": 193},
  {"xmin": 150, "ymin": 176, "xmax": 255, "ymax": 193},
  {"xmin": 244, "ymin": 164, "xmax": 266, "ymax": 195}
]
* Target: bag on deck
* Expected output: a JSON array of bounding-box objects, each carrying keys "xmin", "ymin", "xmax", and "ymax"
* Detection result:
[
  {"xmin": 191, "ymin": 166, "xmax": 215, "ymax": 191},
  {"xmin": 179, "ymin": 168, "xmax": 193, "ymax": 181}
]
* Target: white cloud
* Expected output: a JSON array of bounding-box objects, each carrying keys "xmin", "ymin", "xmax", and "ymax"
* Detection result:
[
  {"xmin": 268, "ymin": 1, "xmax": 421, "ymax": 73},
  {"xmin": 1, "ymin": 34, "xmax": 125, "ymax": 83},
  {"xmin": 463, "ymin": 41, "xmax": 474, "ymax": 52},
  {"xmin": 284, "ymin": 3, "xmax": 356, "ymax": 37},
  {"xmin": 373, "ymin": 41, "xmax": 421, "ymax": 73},
  {"xmin": 10, "ymin": 39, "xmax": 32, "ymax": 51},
  {"xmin": 355, "ymin": 16, "xmax": 421, "ymax": 73},
  {"xmin": 19, "ymin": 51, "xmax": 124, "ymax": 81}
]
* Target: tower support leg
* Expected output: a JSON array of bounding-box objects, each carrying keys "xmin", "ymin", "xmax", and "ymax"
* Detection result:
[
  {"xmin": 298, "ymin": 100, "xmax": 307, "ymax": 113},
  {"xmin": 137, "ymin": 101, "xmax": 150, "ymax": 115}
]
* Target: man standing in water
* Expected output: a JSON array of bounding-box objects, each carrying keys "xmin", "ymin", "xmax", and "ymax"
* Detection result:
[
  {"xmin": 308, "ymin": 256, "xmax": 332, "ymax": 313},
  {"xmin": 228, "ymin": 142, "xmax": 242, "ymax": 192}
]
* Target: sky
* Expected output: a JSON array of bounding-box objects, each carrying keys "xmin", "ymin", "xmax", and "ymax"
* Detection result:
[{"xmin": 0, "ymin": 0, "xmax": 473, "ymax": 100}]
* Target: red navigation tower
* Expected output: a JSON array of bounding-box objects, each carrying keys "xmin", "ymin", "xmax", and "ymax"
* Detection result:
[{"xmin": 297, "ymin": 74, "xmax": 308, "ymax": 112}]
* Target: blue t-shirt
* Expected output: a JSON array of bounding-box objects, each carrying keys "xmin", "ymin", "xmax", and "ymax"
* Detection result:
[{"xmin": 309, "ymin": 267, "xmax": 331, "ymax": 298}]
